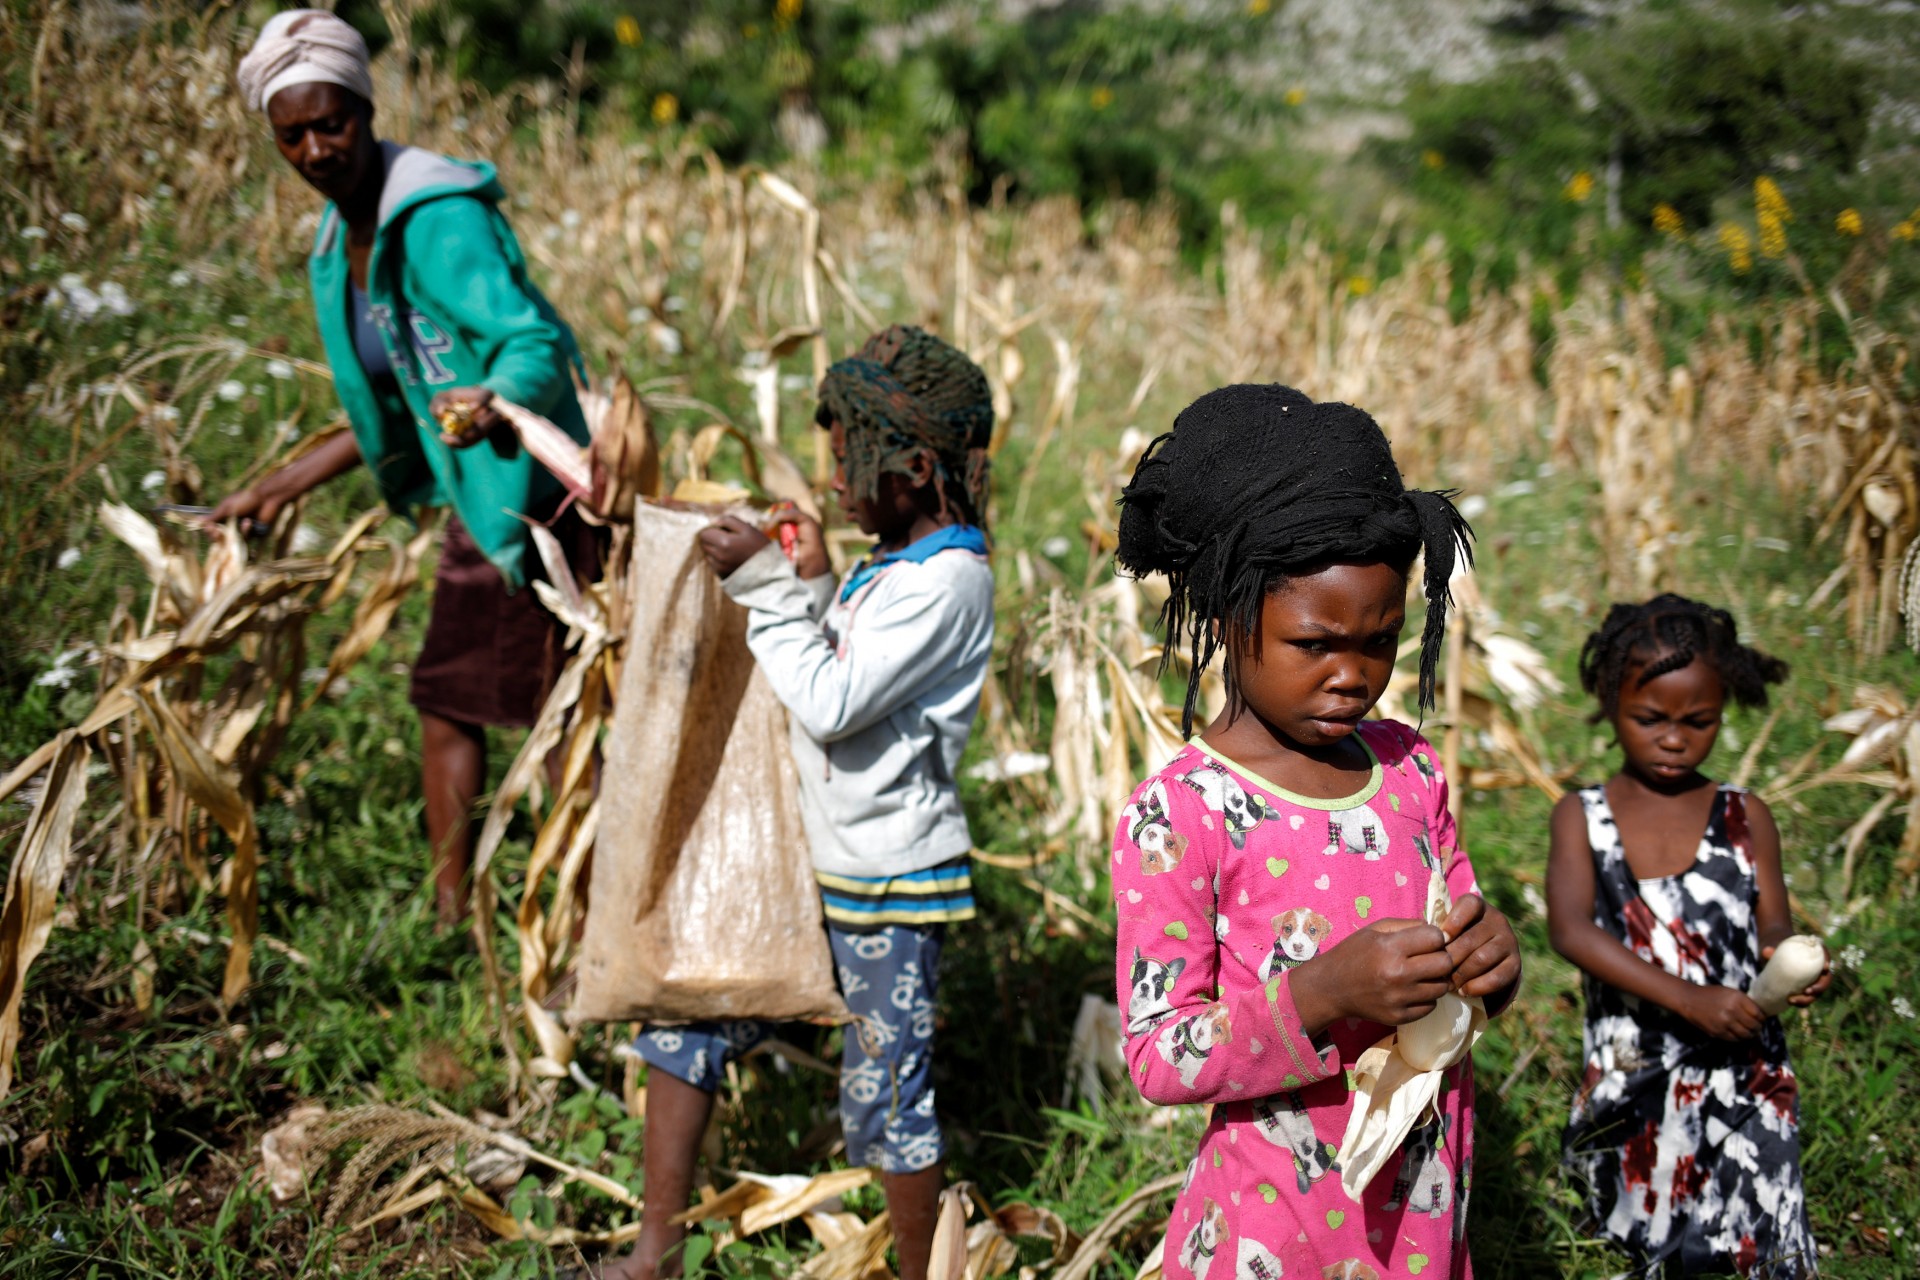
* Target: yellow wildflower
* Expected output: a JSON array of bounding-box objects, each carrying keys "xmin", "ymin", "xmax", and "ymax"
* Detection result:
[
  {"xmin": 1284, "ymin": 86, "xmax": 1306, "ymax": 107},
  {"xmin": 1248, "ymin": 0, "xmax": 1272, "ymax": 13},
  {"xmin": 614, "ymin": 15, "xmax": 641, "ymax": 46},
  {"xmin": 652, "ymin": 92, "xmax": 679, "ymax": 125},
  {"xmin": 1754, "ymin": 175, "xmax": 1792, "ymax": 222},
  {"xmin": 1651, "ymin": 203, "xmax": 1685, "ymax": 238},
  {"xmin": 1894, "ymin": 220, "xmax": 1918, "ymax": 242},
  {"xmin": 1347, "ymin": 276, "xmax": 1374, "ymax": 296},
  {"xmin": 1421, "ymin": 149, "xmax": 1445, "ymax": 171},
  {"xmin": 1758, "ymin": 209, "xmax": 1787, "ymax": 259},
  {"xmin": 1563, "ymin": 171, "xmax": 1594, "ymax": 203},
  {"xmin": 1091, "ymin": 87, "xmax": 1114, "ymax": 110},
  {"xmin": 776, "ymin": 0, "xmax": 802, "ymax": 22},
  {"xmin": 1718, "ymin": 223, "xmax": 1753, "ymax": 274},
  {"xmin": 1835, "ymin": 208, "xmax": 1863, "ymax": 237}
]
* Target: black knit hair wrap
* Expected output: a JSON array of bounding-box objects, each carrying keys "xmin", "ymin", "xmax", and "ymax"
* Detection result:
[{"xmin": 1114, "ymin": 384, "xmax": 1473, "ymax": 737}]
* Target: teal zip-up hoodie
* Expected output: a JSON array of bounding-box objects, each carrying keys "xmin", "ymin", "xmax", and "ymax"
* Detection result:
[{"xmin": 310, "ymin": 143, "xmax": 590, "ymax": 590}]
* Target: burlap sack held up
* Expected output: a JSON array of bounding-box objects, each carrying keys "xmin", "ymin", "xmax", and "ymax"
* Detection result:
[{"xmin": 572, "ymin": 502, "xmax": 848, "ymax": 1025}]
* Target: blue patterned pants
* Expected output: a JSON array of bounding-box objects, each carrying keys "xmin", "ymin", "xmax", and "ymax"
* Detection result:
[{"xmin": 633, "ymin": 924, "xmax": 944, "ymax": 1173}]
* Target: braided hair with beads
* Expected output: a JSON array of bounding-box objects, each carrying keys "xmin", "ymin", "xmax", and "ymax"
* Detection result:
[
  {"xmin": 1578, "ymin": 594, "xmax": 1787, "ymax": 723},
  {"xmin": 1115, "ymin": 383, "xmax": 1473, "ymax": 737},
  {"xmin": 817, "ymin": 325, "xmax": 994, "ymax": 530}
]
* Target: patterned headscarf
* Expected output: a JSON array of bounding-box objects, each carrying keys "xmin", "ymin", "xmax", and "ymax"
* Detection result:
[{"xmin": 817, "ymin": 326, "xmax": 994, "ymax": 529}]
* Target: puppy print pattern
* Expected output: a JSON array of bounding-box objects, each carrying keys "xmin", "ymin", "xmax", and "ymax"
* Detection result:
[
  {"xmin": 1157, "ymin": 1002, "xmax": 1232, "ymax": 1089},
  {"xmin": 1252, "ymin": 1090, "xmax": 1339, "ymax": 1194},
  {"xmin": 1115, "ymin": 720, "xmax": 1480, "ymax": 1279},
  {"xmin": 1175, "ymin": 764, "xmax": 1282, "ymax": 849},
  {"xmin": 1322, "ymin": 1263, "xmax": 1382, "ymax": 1280},
  {"xmin": 1322, "ymin": 802, "xmax": 1390, "ymax": 860},
  {"xmin": 1383, "ymin": 1116, "xmax": 1451, "ymax": 1218},
  {"xmin": 1127, "ymin": 782, "xmax": 1191, "ymax": 875},
  {"xmin": 1259, "ymin": 908, "xmax": 1333, "ymax": 980},
  {"xmin": 1180, "ymin": 1199, "xmax": 1231, "ymax": 1280},
  {"xmin": 1130, "ymin": 947, "xmax": 1188, "ymax": 1031},
  {"xmin": 1235, "ymin": 1238, "xmax": 1285, "ymax": 1280}
]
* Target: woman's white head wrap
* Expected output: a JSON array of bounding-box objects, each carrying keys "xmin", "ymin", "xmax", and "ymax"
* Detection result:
[{"xmin": 236, "ymin": 9, "xmax": 374, "ymax": 113}]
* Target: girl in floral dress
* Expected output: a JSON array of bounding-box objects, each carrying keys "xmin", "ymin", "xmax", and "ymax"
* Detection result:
[
  {"xmin": 1548, "ymin": 595, "xmax": 1830, "ymax": 1277},
  {"xmin": 1110, "ymin": 385, "xmax": 1521, "ymax": 1280}
]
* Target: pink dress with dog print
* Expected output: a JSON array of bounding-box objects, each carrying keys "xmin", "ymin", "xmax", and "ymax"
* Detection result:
[{"xmin": 1114, "ymin": 720, "xmax": 1479, "ymax": 1280}]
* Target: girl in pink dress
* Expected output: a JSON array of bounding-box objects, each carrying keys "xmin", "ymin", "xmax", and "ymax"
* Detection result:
[{"xmin": 1110, "ymin": 386, "xmax": 1522, "ymax": 1280}]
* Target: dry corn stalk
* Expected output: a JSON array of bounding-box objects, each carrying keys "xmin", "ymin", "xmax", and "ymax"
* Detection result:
[
  {"xmin": 0, "ymin": 476, "xmax": 430, "ymax": 1095},
  {"xmin": 257, "ymin": 1102, "xmax": 643, "ymax": 1245},
  {"xmin": 1764, "ymin": 685, "xmax": 1920, "ymax": 895}
]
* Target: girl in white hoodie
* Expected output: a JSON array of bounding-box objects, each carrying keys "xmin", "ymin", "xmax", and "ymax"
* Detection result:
[{"xmin": 590, "ymin": 328, "xmax": 994, "ymax": 1280}]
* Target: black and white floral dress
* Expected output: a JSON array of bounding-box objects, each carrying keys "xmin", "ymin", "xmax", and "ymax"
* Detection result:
[{"xmin": 1562, "ymin": 783, "xmax": 1817, "ymax": 1278}]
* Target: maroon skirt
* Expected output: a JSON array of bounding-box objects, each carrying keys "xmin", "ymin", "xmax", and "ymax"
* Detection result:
[{"xmin": 409, "ymin": 511, "xmax": 604, "ymax": 729}]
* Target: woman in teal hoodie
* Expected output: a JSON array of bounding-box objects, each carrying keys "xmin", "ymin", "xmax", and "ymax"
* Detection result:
[{"xmin": 217, "ymin": 10, "xmax": 596, "ymax": 926}]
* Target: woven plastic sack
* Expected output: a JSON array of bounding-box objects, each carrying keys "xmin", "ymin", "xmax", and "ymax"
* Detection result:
[{"xmin": 572, "ymin": 502, "xmax": 848, "ymax": 1024}]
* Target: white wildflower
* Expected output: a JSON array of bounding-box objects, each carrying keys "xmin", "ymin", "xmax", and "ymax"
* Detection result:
[
  {"xmin": 1458, "ymin": 494, "xmax": 1489, "ymax": 520},
  {"xmin": 20, "ymin": 225, "xmax": 47, "ymax": 240},
  {"xmin": 1496, "ymin": 479, "xmax": 1535, "ymax": 499},
  {"xmin": 168, "ymin": 269, "xmax": 193, "ymax": 288},
  {"xmin": 34, "ymin": 647, "xmax": 92, "ymax": 689},
  {"xmin": 56, "ymin": 547, "xmax": 83, "ymax": 570},
  {"xmin": 152, "ymin": 405, "xmax": 181, "ymax": 423},
  {"xmin": 290, "ymin": 525, "xmax": 326, "ymax": 554},
  {"xmin": 98, "ymin": 281, "xmax": 134, "ymax": 317},
  {"xmin": 217, "ymin": 379, "xmax": 245, "ymax": 402},
  {"xmin": 452, "ymin": 116, "xmax": 470, "ymax": 133},
  {"xmin": 140, "ymin": 470, "xmax": 167, "ymax": 493},
  {"xmin": 663, "ymin": 295, "xmax": 687, "ymax": 313},
  {"xmin": 560, "ymin": 209, "xmax": 582, "ymax": 229},
  {"xmin": 58, "ymin": 211, "xmax": 88, "ymax": 232},
  {"xmin": 1041, "ymin": 536, "xmax": 1072, "ymax": 560},
  {"xmin": 650, "ymin": 324, "xmax": 683, "ymax": 357},
  {"xmin": 1894, "ymin": 994, "xmax": 1916, "ymax": 1021},
  {"xmin": 780, "ymin": 373, "xmax": 810, "ymax": 392},
  {"xmin": 155, "ymin": 184, "xmax": 174, "ymax": 199},
  {"xmin": 226, "ymin": 314, "xmax": 249, "ymax": 328},
  {"xmin": 1840, "ymin": 944, "xmax": 1865, "ymax": 971},
  {"xmin": 1535, "ymin": 461, "xmax": 1555, "ymax": 478},
  {"xmin": 264, "ymin": 359, "xmax": 295, "ymax": 381},
  {"xmin": 626, "ymin": 305, "xmax": 655, "ymax": 326},
  {"xmin": 1521, "ymin": 883, "xmax": 1547, "ymax": 919}
]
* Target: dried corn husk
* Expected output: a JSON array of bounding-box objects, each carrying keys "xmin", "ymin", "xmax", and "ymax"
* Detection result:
[{"xmin": 1336, "ymin": 869, "xmax": 1487, "ymax": 1201}]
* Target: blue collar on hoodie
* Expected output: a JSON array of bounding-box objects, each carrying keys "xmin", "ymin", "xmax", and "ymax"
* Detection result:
[{"xmin": 839, "ymin": 524, "xmax": 987, "ymax": 602}]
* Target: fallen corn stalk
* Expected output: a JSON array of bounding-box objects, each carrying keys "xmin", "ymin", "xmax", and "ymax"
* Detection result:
[{"xmin": 0, "ymin": 477, "xmax": 431, "ymax": 1097}]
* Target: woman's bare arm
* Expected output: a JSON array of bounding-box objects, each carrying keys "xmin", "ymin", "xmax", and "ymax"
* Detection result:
[{"xmin": 208, "ymin": 429, "xmax": 362, "ymax": 526}]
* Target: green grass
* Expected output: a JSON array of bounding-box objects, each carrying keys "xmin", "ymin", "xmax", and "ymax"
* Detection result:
[{"xmin": 8, "ymin": 303, "xmax": 1917, "ymax": 1277}]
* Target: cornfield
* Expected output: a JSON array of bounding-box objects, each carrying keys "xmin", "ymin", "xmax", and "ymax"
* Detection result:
[{"xmin": 4, "ymin": 1, "xmax": 1919, "ymax": 1269}]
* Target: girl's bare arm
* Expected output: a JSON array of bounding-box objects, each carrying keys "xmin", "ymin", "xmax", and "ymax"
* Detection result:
[
  {"xmin": 1545, "ymin": 791, "xmax": 1763, "ymax": 1040},
  {"xmin": 1744, "ymin": 794, "xmax": 1831, "ymax": 1005}
]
